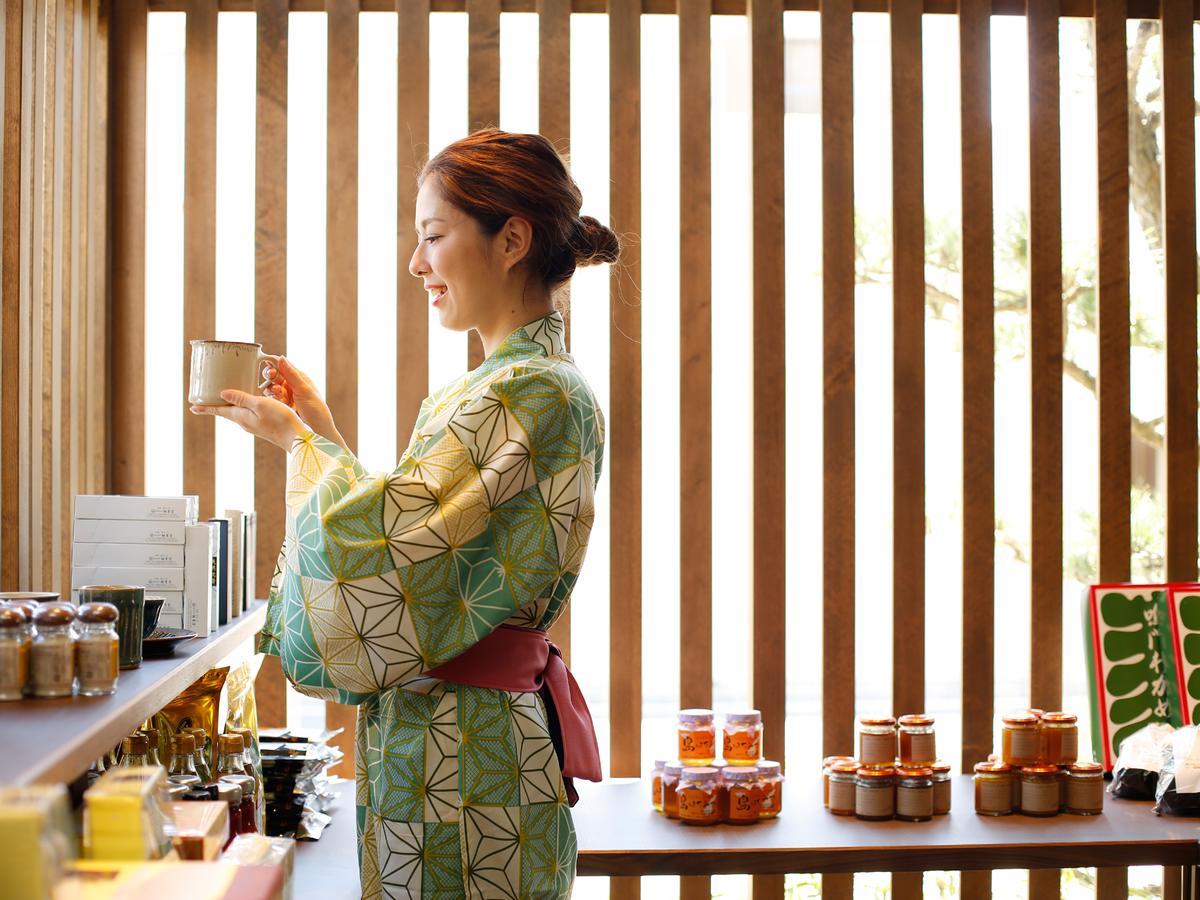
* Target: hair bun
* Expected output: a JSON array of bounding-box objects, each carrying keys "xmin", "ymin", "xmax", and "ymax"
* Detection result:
[{"xmin": 570, "ymin": 215, "xmax": 621, "ymax": 267}]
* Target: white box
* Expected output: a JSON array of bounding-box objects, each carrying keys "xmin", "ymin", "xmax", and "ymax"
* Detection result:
[
  {"xmin": 71, "ymin": 543, "xmax": 185, "ymax": 568},
  {"xmin": 72, "ymin": 519, "xmax": 187, "ymax": 545},
  {"xmin": 244, "ymin": 511, "xmax": 257, "ymax": 607},
  {"xmin": 71, "ymin": 566, "xmax": 184, "ymax": 591},
  {"xmin": 185, "ymin": 523, "xmax": 217, "ymax": 638},
  {"xmin": 225, "ymin": 510, "xmax": 244, "ymax": 619},
  {"xmin": 154, "ymin": 591, "xmax": 185, "ymax": 615},
  {"xmin": 74, "ymin": 495, "xmax": 198, "ymax": 523}
]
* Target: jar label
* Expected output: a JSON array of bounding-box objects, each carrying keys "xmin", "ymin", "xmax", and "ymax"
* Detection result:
[
  {"xmin": 679, "ymin": 729, "xmax": 715, "ymax": 760},
  {"xmin": 905, "ymin": 732, "xmax": 936, "ymax": 764},
  {"xmin": 723, "ymin": 728, "xmax": 760, "ymax": 761},
  {"xmin": 860, "ymin": 731, "xmax": 897, "ymax": 765},
  {"xmin": 1067, "ymin": 779, "xmax": 1103, "ymax": 812},
  {"xmin": 933, "ymin": 779, "xmax": 952, "ymax": 813},
  {"xmin": 829, "ymin": 779, "xmax": 856, "ymax": 813},
  {"xmin": 1021, "ymin": 779, "xmax": 1059, "ymax": 813},
  {"xmin": 31, "ymin": 644, "xmax": 73, "ymax": 691},
  {"xmin": 0, "ymin": 643, "xmax": 25, "ymax": 693},
  {"xmin": 678, "ymin": 787, "xmax": 718, "ymax": 821},
  {"xmin": 1059, "ymin": 730, "xmax": 1078, "ymax": 762},
  {"xmin": 1009, "ymin": 729, "xmax": 1040, "ymax": 760},
  {"xmin": 758, "ymin": 782, "xmax": 779, "ymax": 812},
  {"xmin": 977, "ymin": 778, "xmax": 1011, "ymax": 813},
  {"xmin": 897, "ymin": 785, "xmax": 933, "ymax": 818},
  {"xmin": 77, "ymin": 639, "xmax": 118, "ymax": 687},
  {"xmin": 651, "ymin": 775, "xmax": 662, "ymax": 807},
  {"xmin": 855, "ymin": 784, "xmax": 894, "ymax": 818},
  {"xmin": 727, "ymin": 785, "xmax": 758, "ymax": 820}
]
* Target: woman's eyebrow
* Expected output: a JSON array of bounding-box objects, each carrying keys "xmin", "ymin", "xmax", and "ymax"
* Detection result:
[{"xmin": 418, "ymin": 216, "xmax": 445, "ymax": 230}]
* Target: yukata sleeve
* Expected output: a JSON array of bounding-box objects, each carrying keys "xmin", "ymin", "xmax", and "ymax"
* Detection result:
[{"xmin": 259, "ymin": 366, "xmax": 602, "ymax": 705}]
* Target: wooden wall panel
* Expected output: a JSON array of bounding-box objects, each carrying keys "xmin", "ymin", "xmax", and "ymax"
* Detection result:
[
  {"xmin": 465, "ymin": 0, "xmax": 498, "ymax": 369},
  {"xmin": 83, "ymin": 0, "xmax": 105, "ymax": 499},
  {"xmin": 2, "ymin": 0, "xmax": 24, "ymax": 589}
]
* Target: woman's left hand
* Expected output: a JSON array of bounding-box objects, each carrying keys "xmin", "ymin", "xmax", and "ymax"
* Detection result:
[{"xmin": 189, "ymin": 389, "xmax": 308, "ymax": 450}]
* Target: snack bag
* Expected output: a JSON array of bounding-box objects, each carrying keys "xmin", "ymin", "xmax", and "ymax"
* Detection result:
[{"xmin": 1110, "ymin": 721, "xmax": 1173, "ymax": 800}]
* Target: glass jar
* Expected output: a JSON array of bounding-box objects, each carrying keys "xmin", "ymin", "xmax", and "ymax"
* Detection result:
[
  {"xmin": 722, "ymin": 710, "xmax": 763, "ymax": 765},
  {"xmin": 677, "ymin": 767, "xmax": 721, "ymax": 826},
  {"xmin": 756, "ymin": 760, "xmax": 783, "ymax": 818},
  {"xmin": 1066, "ymin": 762, "xmax": 1104, "ymax": 815},
  {"xmin": 1019, "ymin": 765, "xmax": 1061, "ymax": 817},
  {"xmin": 1001, "ymin": 712, "xmax": 1041, "ymax": 766},
  {"xmin": 662, "ymin": 762, "xmax": 683, "ymax": 819},
  {"xmin": 931, "ymin": 761, "xmax": 952, "ymax": 815},
  {"xmin": 823, "ymin": 756, "xmax": 856, "ymax": 807},
  {"xmin": 167, "ymin": 733, "xmax": 202, "ymax": 785},
  {"xmin": 650, "ymin": 759, "xmax": 666, "ymax": 812},
  {"xmin": 219, "ymin": 774, "xmax": 258, "ymax": 834},
  {"xmin": 121, "ymin": 733, "xmax": 151, "ymax": 768},
  {"xmin": 828, "ymin": 762, "xmax": 859, "ymax": 816},
  {"xmin": 74, "ymin": 602, "xmax": 120, "ymax": 696},
  {"xmin": 0, "ymin": 607, "xmax": 29, "ymax": 700},
  {"xmin": 721, "ymin": 766, "xmax": 760, "ymax": 824},
  {"xmin": 187, "ymin": 728, "xmax": 213, "ymax": 782},
  {"xmin": 29, "ymin": 602, "xmax": 76, "ymax": 698},
  {"xmin": 677, "ymin": 709, "xmax": 716, "ymax": 765},
  {"xmin": 858, "ymin": 717, "xmax": 897, "ymax": 769},
  {"xmin": 897, "ymin": 715, "xmax": 936, "ymax": 766},
  {"xmin": 973, "ymin": 761, "xmax": 1014, "ymax": 816},
  {"xmin": 855, "ymin": 766, "xmax": 895, "ymax": 820},
  {"xmin": 1040, "ymin": 712, "xmax": 1078, "ymax": 765},
  {"xmin": 895, "ymin": 766, "xmax": 934, "ymax": 822}
]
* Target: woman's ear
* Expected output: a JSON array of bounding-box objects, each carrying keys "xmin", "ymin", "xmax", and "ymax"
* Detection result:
[{"xmin": 501, "ymin": 216, "xmax": 534, "ymax": 272}]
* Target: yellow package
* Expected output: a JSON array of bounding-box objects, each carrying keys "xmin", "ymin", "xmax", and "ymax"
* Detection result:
[
  {"xmin": 0, "ymin": 784, "xmax": 75, "ymax": 899},
  {"xmin": 83, "ymin": 766, "xmax": 169, "ymax": 861}
]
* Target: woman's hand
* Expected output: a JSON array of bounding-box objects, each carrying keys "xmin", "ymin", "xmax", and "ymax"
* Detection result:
[
  {"xmin": 261, "ymin": 357, "xmax": 347, "ymax": 450},
  {"xmin": 190, "ymin": 390, "xmax": 308, "ymax": 450}
]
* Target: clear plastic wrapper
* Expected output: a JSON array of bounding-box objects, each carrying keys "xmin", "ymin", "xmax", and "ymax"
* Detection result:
[
  {"xmin": 1111, "ymin": 721, "xmax": 1174, "ymax": 800},
  {"xmin": 1155, "ymin": 725, "xmax": 1200, "ymax": 815}
]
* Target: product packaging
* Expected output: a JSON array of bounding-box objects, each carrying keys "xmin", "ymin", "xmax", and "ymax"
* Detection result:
[
  {"xmin": 71, "ymin": 566, "xmax": 185, "ymax": 591},
  {"xmin": 152, "ymin": 667, "xmax": 230, "ymax": 773},
  {"xmin": 0, "ymin": 785, "xmax": 76, "ymax": 900},
  {"xmin": 1110, "ymin": 721, "xmax": 1174, "ymax": 800},
  {"xmin": 1155, "ymin": 725, "xmax": 1200, "ymax": 815},
  {"xmin": 165, "ymin": 800, "xmax": 230, "ymax": 860},
  {"xmin": 223, "ymin": 833, "xmax": 296, "ymax": 900},
  {"xmin": 74, "ymin": 495, "xmax": 199, "ymax": 522},
  {"xmin": 83, "ymin": 766, "xmax": 170, "ymax": 860},
  {"xmin": 185, "ymin": 523, "xmax": 217, "ymax": 637},
  {"xmin": 73, "ymin": 519, "xmax": 188, "ymax": 545},
  {"xmin": 71, "ymin": 543, "xmax": 185, "ymax": 568}
]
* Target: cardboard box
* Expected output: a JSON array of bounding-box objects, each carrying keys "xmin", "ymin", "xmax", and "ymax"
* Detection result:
[
  {"xmin": 74, "ymin": 495, "xmax": 198, "ymax": 523},
  {"xmin": 225, "ymin": 510, "xmax": 244, "ymax": 619},
  {"xmin": 244, "ymin": 511, "xmax": 257, "ymax": 607},
  {"xmin": 71, "ymin": 567, "xmax": 184, "ymax": 591},
  {"xmin": 72, "ymin": 519, "xmax": 187, "ymax": 545},
  {"xmin": 71, "ymin": 543, "xmax": 185, "ymax": 568},
  {"xmin": 209, "ymin": 518, "xmax": 231, "ymax": 627},
  {"xmin": 184, "ymin": 523, "xmax": 217, "ymax": 638}
]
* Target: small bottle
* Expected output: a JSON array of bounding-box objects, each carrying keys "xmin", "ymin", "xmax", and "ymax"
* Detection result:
[
  {"xmin": 828, "ymin": 761, "xmax": 859, "ymax": 816},
  {"xmin": 1001, "ymin": 712, "xmax": 1040, "ymax": 766},
  {"xmin": 216, "ymin": 780, "xmax": 244, "ymax": 845},
  {"xmin": 1065, "ymin": 762, "xmax": 1104, "ymax": 815},
  {"xmin": 650, "ymin": 759, "xmax": 666, "ymax": 812},
  {"xmin": 29, "ymin": 602, "xmax": 76, "ymax": 698},
  {"xmin": 897, "ymin": 714, "xmax": 936, "ymax": 766},
  {"xmin": 121, "ymin": 732, "xmax": 151, "ymax": 768},
  {"xmin": 74, "ymin": 602, "xmax": 120, "ymax": 696},
  {"xmin": 0, "ymin": 607, "xmax": 29, "ymax": 700},
  {"xmin": 722, "ymin": 710, "xmax": 763, "ymax": 765},
  {"xmin": 187, "ymin": 728, "xmax": 213, "ymax": 782},
  {"xmin": 894, "ymin": 766, "xmax": 934, "ymax": 822},
  {"xmin": 229, "ymin": 728, "xmax": 264, "ymax": 832},
  {"xmin": 756, "ymin": 760, "xmax": 783, "ymax": 818},
  {"xmin": 855, "ymin": 766, "xmax": 896, "ymax": 820},
  {"xmin": 167, "ymin": 733, "xmax": 202, "ymax": 785},
  {"xmin": 930, "ymin": 761, "xmax": 952, "ymax": 815},
  {"xmin": 1040, "ymin": 712, "xmax": 1079, "ymax": 765},
  {"xmin": 662, "ymin": 762, "xmax": 683, "ymax": 820},
  {"xmin": 141, "ymin": 727, "xmax": 164, "ymax": 768},
  {"xmin": 677, "ymin": 710, "xmax": 717, "ymax": 765},
  {"xmin": 677, "ymin": 767, "xmax": 721, "ymax": 825},
  {"xmin": 721, "ymin": 766, "xmax": 759, "ymax": 825},
  {"xmin": 1018, "ymin": 765, "xmax": 1061, "ymax": 817},
  {"xmin": 822, "ymin": 756, "xmax": 856, "ymax": 807},
  {"xmin": 220, "ymin": 774, "xmax": 258, "ymax": 834},
  {"xmin": 973, "ymin": 761, "xmax": 1014, "ymax": 816},
  {"xmin": 858, "ymin": 717, "xmax": 897, "ymax": 769}
]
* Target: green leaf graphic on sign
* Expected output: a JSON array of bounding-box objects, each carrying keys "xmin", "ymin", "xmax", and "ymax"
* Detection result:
[{"xmin": 1100, "ymin": 592, "xmax": 1165, "ymax": 756}]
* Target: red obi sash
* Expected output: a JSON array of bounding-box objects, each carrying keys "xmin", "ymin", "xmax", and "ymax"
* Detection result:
[{"xmin": 423, "ymin": 624, "xmax": 602, "ymax": 806}]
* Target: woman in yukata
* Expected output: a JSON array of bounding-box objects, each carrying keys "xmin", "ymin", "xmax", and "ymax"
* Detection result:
[{"xmin": 191, "ymin": 128, "xmax": 617, "ymax": 899}]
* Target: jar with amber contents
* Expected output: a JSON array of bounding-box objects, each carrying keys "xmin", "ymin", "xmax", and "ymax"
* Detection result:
[
  {"xmin": 677, "ymin": 767, "xmax": 721, "ymax": 826},
  {"xmin": 858, "ymin": 717, "xmax": 897, "ymax": 769},
  {"xmin": 895, "ymin": 766, "xmax": 934, "ymax": 822},
  {"xmin": 898, "ymin": 715, "xmax": 936, "ymax": 766},
  {"xmin": 757, "ymin": 760, "xmax": 783, "ymax": 818},
  {"xmin": 1018, "ymin": 765, "xmax": 1061, "ymax": 817},
  {"xmin": 0, "ymin": 607, "xmax": 29, "ymax": 700},
  {"xmin": 1065, "ymin": 762, "xmax": 1104, "ymax": 815},
  {"xmin": 662, "ymin": 762, "xmax": 683, "ymax": 819},
  {"xmin": 1040, "ymin": 712, "xmax": 1078, "ymax": 765},
  {"xmin": 828, "ymin": 762, "xmax": 859, "ymax": 816},
  {"xmin": 29, "ymin": 602, "xmax": 76, "ymax": 698},
  {"xmin": 75, "ymin": 602, "xmax": 120, "ymax": 696},
  {"xmin": 1001, "ymin": 712, "xmax": 1041, "ymax": 766},
  {"xmin": 931, "ymin": 761, "xmax": 951, "ymax": 815},
  {"xmin": 855, "ymin": 766, "xmax": 895, "ymax": 821},
  {"xmin": 823, "ymin": 756, "xmax": 856, "ymax": 807},
  {"xmin": 650, "ymin": 759, "xmax": 666, "ymax": 812},
  {"xmin": 677, "ymin": 709, "xmax": 716, "ymax": 765},
  {"xmin": 723, "ymin": 710, "xmax": 762, "ymax": 765},
  {"xmin": 722, "ymin": 766, "xmax": 760, "ymax": 824},
  {"xmin": 973, "ymin": 761, "xmax": 1014, "ymax": 816}
]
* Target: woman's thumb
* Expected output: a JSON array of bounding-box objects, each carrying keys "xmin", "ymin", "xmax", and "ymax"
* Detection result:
[{"xmin": 221, "ymin": 389, "xmax": 249, "ymax": 407}]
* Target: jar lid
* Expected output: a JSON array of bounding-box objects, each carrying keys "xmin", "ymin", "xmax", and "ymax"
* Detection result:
[
  {"xmin": 973, "ymin": 761, "xmax": 1013, "ymax": 774},
  {"xmin": 1018, "ymin": 764, "xmax": 1061, "ymax": 775},
  {"xmin": 897, "ymin": 714, "xmax": 934, "ymax": 727},
  {"xmin": 1041, "ymin": 711, "xmax": 1078, "ymax": 725},
  {"xmin": 664, "ymin": 762, "xmax": 684, "ymax": 777},
  {"xmin": 823, "ymin": 755, "xmax": 856, "ymax": 768},
  {"xmin": 859, "ymin": 716, "xmax": 896, "ymax": 727},
  {"xmin": 721, "ymin": 766, "xmax": 758, "ymax": 782},
  {"xmin": 930, "ymin": 761, "xmax": 951, "ymax": 774},
  {"xmin": 0, "ymin": 608, "xmax": 24, "ymax": 629},
  {"xmin": 173, "ymin": 733, "xmax": 196, "ymax": 754},
  {"xmin": 757, "ymin": 760, "xmax": 781, "ymax": 776},
  {"xmin": 680, "ymin": 766, "xmax": 719, "ymax": 782},
  {"xmin": 830, "ymin": 761, "xmax": 860, "ymax": 775},
  {"xmin": 1001, "ymin": 711, "xmax": 1038, "ymax": 726},
  {"xmin": 678, "ymin": 708, "xmax": 714, "ymax": 723},
  {"xmin": 1068, "ymin": 762, "xmax": 1104, "ymax": 774},
  {"xmin": 218, "ymin": 732, "xmax": 245, "ymax": 754},
  {"xmin": 217, "ymin": 781, "xmax": 242, "ymax": 804},
  {"xmin": 896, "ymin": 766, "xmax": 933, "ymax": 778},
  {"xmin": 857, "ymin": 766, "xmax": 896, "ymax": 779},
  {"xmin": 1027, "ymin": 708, "xmax": 1045, "ymax": 718},
  {"xmin": 653, "ymin": 759, "xmax": 667, "ymax": 769},
  {"xmin": 33, "ymin": 602, "xmax": 76, "ymax": 626},
  {"xmin": 725, "ymin": 710, "xmax": 761, "ymax": 725},
  {"xmin": 77, "ymin": 601, "xmax": 119, "ymax": 624},
  {"xmin": 125, "ymin": 733, "xmax": 149, "ymax": 754}
]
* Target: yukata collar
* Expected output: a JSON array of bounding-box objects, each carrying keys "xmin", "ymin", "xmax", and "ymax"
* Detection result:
[{"xmin": 485, "ymin": 309, "xmax": 567, "ymax": 366}]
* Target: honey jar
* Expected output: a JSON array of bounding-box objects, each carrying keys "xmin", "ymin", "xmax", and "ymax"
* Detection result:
[
  {"xmin": 897, "ymin": 714, "xmax": 936, "ymax": 766},
  {"xmin": 930, "ymin": 761, "xmax": 951, "ymax": 815},
  {"xmin": 677, "ymin": 767, "xmax": 721, "ymax": 825},
  {"xmin": 1040, "ymin": 712, "xmax": 1078, "ymax": 765},
  {"xmin": 662, "ymin": 762, "xmax": 683, "ymax": 819},
  {"xmin": 722, "ymin": 710, "xmax": 763, "ymax": 765},
  {"xmin": 973, "ymin": 761, "xmax": 1013, "ymax": 816},
  {"xmin": 677, "ymin": 709, "xmax": 716, "ymax": 765},
  {"xmin": 1065, "ymin": 762, "xmax": 1104, "ymax": 816},
  {"xmin": 828, "ymin": 761, "xmax": 859, "ymax": 816},
  {"xmin": 756, "ymin": 760, "xmax": 783, "ymax": 818},
  {"xmin": 894, "ymin": 766, "xmax": 934, "ymax": 822},
  {"xmin": 1018, "ymin": 765, "xmax": 1061, "ymax": 817},
  {"xmin": 858, "ymin": 717, "xmax": 897, "ymax": 769},
  {"xmin": 1000, "ymin": 712, "xmax": 1040, "ymax": 766},
  {"xmin": 650, "ymin": 759, "xmax": 666, "ymax": 812},
  {"xmin": 823, "ymin": 755, "xmax": 856, "ymax": 807},
  {"xmin": 721, "ymin": 766, "xmax": 760, "ymax": 824},
  {"xmin": 855, "ymin": 766, "xmax": 895, "ymax": 821}
]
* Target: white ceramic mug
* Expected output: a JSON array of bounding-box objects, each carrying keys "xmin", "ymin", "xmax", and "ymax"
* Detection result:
[{"xmin": 188, "ymin": 340, "xmax": 276, "ymax": 406}]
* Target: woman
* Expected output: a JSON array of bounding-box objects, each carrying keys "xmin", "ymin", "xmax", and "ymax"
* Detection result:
[{"xmin": 192, "ymin": 129, "xmax": 618, "ymax": 898}]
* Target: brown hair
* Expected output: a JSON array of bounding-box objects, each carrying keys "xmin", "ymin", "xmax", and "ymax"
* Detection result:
[{"xmin": 418, "ymin": 129, "xmax": 621, "ymax": 291}]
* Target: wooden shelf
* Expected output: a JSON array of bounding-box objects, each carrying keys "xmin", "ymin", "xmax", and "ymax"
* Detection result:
[{"xmin": 0, "ymin": 601, "xmax": 266, "ymax": 787}]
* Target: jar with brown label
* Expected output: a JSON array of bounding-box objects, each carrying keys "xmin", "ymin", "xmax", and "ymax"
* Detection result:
[
  {"xmin": 1001, "ymin": 712, "xmax": 1040, "ymax": 766},
  {"xmin": 823, "ymin": 755, "xmax": 856, "ymax": 807},
  {"xmin": 721, "ymin": 766, "xmax": 760, "ymax": 824},
  {"xmin": 895, "ymin": 766, "xmax": 934, "ymax": 822},
  {"xmin": 677, "ymin": 710, "xmax": 717, "ymax": 765},
  {"xmin": 973, "ymin": 761, "xmax": 1014, "ymax": 816},
  {"xmin": 677, "ymin": 767, "xmax": 721, "ymax": 825},
  {"xmin": 858, "ymin": 717, "xmax": 897, "ymax": 769},
  {"xmin": 931, "ymin": 761, "xmax": 951, "ymax": 815},
  {"xmin": 855, "ymin": 766, "xmax": 895, "ymax": 820},
  {"xmin": 1066, "ymin": 762, "xmax": 1104, "ymax": 815},
  {"xmin": 898, "ymin": 715, "xmax": 936, "ymax": 766},
  {"xmin": 1019, "ymin": 765, "xmax": 1061, "ymax": 817},
  {"xmin": 75, "ymin": 602, "xmax": 120, "ymax": 696},
  {"xmin": 1040, "ymin": 712, "xmax": 1078, "ymax": 765},
  {"xmin": 828, "ymin": 761, "xmax": 859, "ymax": 816},
  {"xmin": 0, "ymin": 607, "xmax": 29, "ymax": 700},
  {"xmin": 722, "ymin": 710, "xmax": 763, "ymax": 765},
  {"xmin": 29, "ymin": 602, "xmax": 76, "ymax": 698}
]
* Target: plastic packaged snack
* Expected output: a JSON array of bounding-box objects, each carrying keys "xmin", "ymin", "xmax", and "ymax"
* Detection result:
[
  {"xmin": 1155, "ymin": 726, "xmax": 1200, "ymax": 816},
  {"xmin": 1111, "ymin": 721, "xmax": 1174, "ymax": 801}
]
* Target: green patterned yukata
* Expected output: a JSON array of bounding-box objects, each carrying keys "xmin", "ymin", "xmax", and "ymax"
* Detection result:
[{"xmin": 258, "ymin": 311, "xmax": 603, "ymax": 898}]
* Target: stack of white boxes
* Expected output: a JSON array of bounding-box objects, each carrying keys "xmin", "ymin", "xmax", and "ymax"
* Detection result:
[{"xmin": 71, "ymin": 496, "xmax": 221, "ymax": 638}]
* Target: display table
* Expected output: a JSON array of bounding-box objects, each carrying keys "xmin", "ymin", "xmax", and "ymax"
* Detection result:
[{"xmin": 0, "ymin": 601, "xmax": 266, "ymax": 786}]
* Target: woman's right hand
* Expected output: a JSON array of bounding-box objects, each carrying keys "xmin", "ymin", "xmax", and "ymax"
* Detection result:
[{"xmin": 262, "ymin": 357, "xmax": 348, "ymax": 451}]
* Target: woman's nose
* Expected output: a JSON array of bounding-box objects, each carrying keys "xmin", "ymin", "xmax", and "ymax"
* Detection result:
[{"xmin": 408, "ymin": 244, "xmax": 425, "ymax": 278}]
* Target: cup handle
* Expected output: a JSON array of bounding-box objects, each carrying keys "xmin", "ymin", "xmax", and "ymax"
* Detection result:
[{"xmin": 258, "ymin": 351, "xmax": 294, "ymax": 406}]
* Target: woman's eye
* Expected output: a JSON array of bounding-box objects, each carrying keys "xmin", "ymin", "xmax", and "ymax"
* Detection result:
[{"xmin": 424, "ymin": 236, "xmax": 440, "ymax": 244}]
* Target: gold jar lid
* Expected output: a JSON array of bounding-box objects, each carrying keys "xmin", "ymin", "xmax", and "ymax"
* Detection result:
[
  {"xmin": 1018, "ymin": 764, "xmax": 1061, "ymax": 776},
  {"xmin": 973, "ymin": 761, "xmax": 1013, "ymax": 774},
  {"xmin": 859, "ymin": 716, "xmax": 897, "ymax": 727},
  {"xmin": 32, "ymin": 602, "xmax": 76, "ymax": 626},
  {"xmin": 1001, "ymin": 711, "xmax": 1038, "ymax": 726},
  {"xmin": 857, "ymin": 766, "xmax": 896, "ymax": 779},
  {"xmin": 1041, "ymin": 711, "xmax": 1078, "ymax": 725},
  {"xmin": 77, "ymin": 601, "xmax": 119, "ymax": 624},
  {"xmin": 1068, "ymin": 761, "xmax": 1103, "ymax": 775},
  {"xmin": 173, "ymin": 733, "xmax": 197, "ymax": 754},
  {"xmin": 217, "ymin": 732, "xmax": 245, "ymax": 754},
  {"xmin": 896, "ymin": 766, "xmax": 934, "ymax": 778},
  {"xmin": 830, "ymin": 761, "xmax": 860, "ymax": 776},
  {"xmin": 823, "ymin": 755, "xmax": 856, "ymax": 768},
  {"xmin": 930, "ymin": 761, "xmax": 951, "ymax": 774},
  {"xmin": 898, "ymin": 714, "xmax": 934, "ymax": 727},
  {"xmin": 0, "ymin": 608, "xmax": 24, "ymax": 629}
]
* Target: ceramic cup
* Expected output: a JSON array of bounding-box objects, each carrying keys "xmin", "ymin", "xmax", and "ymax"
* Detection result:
[
  {"xmin": 79, "ymin": 584, "xmax": 144, "ymax": 669},
  {"xmin": 188, "ymin": 340, "xmax": 278, "ymax": 407}
]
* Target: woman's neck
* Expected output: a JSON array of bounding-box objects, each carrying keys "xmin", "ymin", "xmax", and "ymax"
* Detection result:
[{"xmin": 476, "ymin": 291, "xmax": 554, "ymax": 359}]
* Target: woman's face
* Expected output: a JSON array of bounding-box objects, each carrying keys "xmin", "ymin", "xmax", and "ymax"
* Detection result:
[{"xmin": 408, "ymin": 178, "xmax": 509, "ymax": 334}]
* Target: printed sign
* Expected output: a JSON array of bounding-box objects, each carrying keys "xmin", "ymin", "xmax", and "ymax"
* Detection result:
[{"xmin": 1164, "ymin": 585, "xmax": 1200, "ymax": 726}]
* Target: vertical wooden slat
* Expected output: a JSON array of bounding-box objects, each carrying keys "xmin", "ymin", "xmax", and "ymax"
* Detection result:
[
  {"xmin": 538, "ymin": 0, "xmax": 572, "ymax": 664},
  {"xmin": 1164, "ymin": 866, "xmax": 1184, "ymax": 900},
  {"xmin": 960, "ymin": 871, "xmax": 992, "ymax": 900},
  {"xmin": 54, "ymin": 0, "xmax": 75, "ymax": 596},
  {"xmin": 18, "ymin": 0, "xmax": 35, "ymax": 589},
  {"xmin": 821, "ymin": 0, "xmax": 854, "ymax": 759},
  {"xmin": 1094, "ymin": 0, "xmax": 1130, "ymax": 588},
  {"xmin": 465, "ymin": 0, "xmax": 498, "ymax": 370},
  {"xmin": 958, "ymin": 0, "xmax": 993, "ymax": 775},
  {"xmin": 85, "ymin": 0, "xmax": 108, "ymax": 497},
  {"xmin": 67, "ymin": 0, "xmax": 84, "ymax": 591},
  {"xmin": 183, "ymin": 0, "xmax": 217, "ymax": 519},
  {"xmin": 395, "ymin": 0, "xmax": 429, "ymax": 451},
  {"xmin": 1028, "ymin": 870, "xmax": 1060, "ymax": 900},
  {"xmin": 324, "ymin": 0, "xmax": 360, "ymax": 782},
  {"xmin": 608, "ymin": 0, "xmax": 641, "ymax": 782},
  {"xmin": 889, "ymin": 0, "xmax": 923, "ymax": 719},
  {"xmin": 252, "ymin": 0, "xmax": 288, "ymax": 728},
  {"xmin": 2, "ymin": 0, "xmax": 24, "ymax": 589},
  {"xmin": 1163, "ymin": 0, "xmax": 1197, "ymax": 584},
  {"xmin": 892, "ymin": 872, "xmax": 923, "ymax": 900},
  {"xmin": 821, "ymin": 874, "xmax": 853, "ymax": 900},
  {"xmin": 1096, "ymin": 868, "xmax": 1128, "ymax": 900}
]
